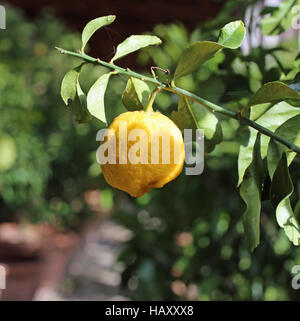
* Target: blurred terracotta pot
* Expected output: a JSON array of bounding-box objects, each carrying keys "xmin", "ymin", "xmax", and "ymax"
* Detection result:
[{"xmin": 0, "ymin": 223, "xmax": 79, "ymax": 301}]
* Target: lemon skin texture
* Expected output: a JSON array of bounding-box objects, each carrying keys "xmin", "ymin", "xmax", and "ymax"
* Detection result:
[{"xmin": 100, "ymin": 111, "xmax": 185, "ymax": 198}]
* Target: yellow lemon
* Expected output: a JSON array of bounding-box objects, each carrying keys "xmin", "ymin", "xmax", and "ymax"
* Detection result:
[{"xmin": 100, "ymin": 110, "xmax": 185, "ymax": 197}]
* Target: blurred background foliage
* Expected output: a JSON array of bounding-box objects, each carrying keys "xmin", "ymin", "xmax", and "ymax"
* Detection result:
[
  {"xmin": 0, "ymin": 6, "xmax": 109, "ymax": 228},
  {"xmin": 1, "ymin": 1, "xmax": 300, "ymax": 300}
]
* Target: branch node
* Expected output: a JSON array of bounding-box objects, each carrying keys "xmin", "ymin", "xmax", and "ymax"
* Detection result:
[{"xmin": 55, "ymin": 46, "xmax": 65, "ymax": 54}]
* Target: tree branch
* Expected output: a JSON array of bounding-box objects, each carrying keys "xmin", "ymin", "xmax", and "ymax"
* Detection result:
[{"xmin": 55, "ymin": 47, "xmax": 300, "ymax": 155}]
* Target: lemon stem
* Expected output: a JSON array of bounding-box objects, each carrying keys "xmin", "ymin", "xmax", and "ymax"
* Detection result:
[
  {"xmin": 183, "ymin": 96, "xmax": 198, "ymax": 127},
  {"xmin": 145, "ymin": 87, "xmax": 161, "ymax": 112}
]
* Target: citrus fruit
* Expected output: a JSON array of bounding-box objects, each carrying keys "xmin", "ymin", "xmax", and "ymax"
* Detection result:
[{"xmin": 100, "ymin": 110, "xmax": 185, "ymax": 197}]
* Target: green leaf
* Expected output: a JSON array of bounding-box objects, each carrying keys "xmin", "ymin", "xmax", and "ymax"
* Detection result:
[
  {"xmin": 171, "ymin": 97, "xmax": 222, "ymax": 153},
  {"xmin": 240, "ymin": 134, "xmax": 265, "ymax": 252},
  {"xmin": 122, "ymin": 77, "xmax": 150, "ymax": 111},
  {"xmin": 267, "ymin": 139, "xmax": 283, "ymax": 179},
  {"xmin": 61, "ymin": 64, "xmax": 92, "ymax": 123},
  {"xmin": 87, "ymin": 73, "xmax": 111, "ymax": 124},
  {"xmin": 261, "ymin": 0, "xmax": 298, "ymax": 36},
  {"xmin": 74, "ymin": 82, "xmax": 92, "ymax": 123},
  {"xmin": 246, "ymin": 81, "xmax": 300, "ymax": 109},
  {"xmin": 61, "ymin": 68, "xmax": 79, "ymax": 106},
  {"xmin": 217, "ymin": 20, "xmax": 246, "ymax": 49},
  {"xmin": 173, "ymin": 20, "xmax": 245, "ymax": 80},
  {"xmin": 249, "ymin": 62, "xmax": 263, "ymax": 93},
  {"xmin": 238, "ymin": 102, "xmax": 300, "ymax": 186},
  {"xmin": 274, "ymin": 114, "xmax": 300, "ymax": 163},
  {"xmin": 111, "ymin": 35, "xmax": 162, "ymax": 62},
  {"xmin": 267, "ymin": 114, "xmax": 300, "ymax": 178},
  {"xmin": 81, "ymin": 15, "xmax": 116, "ymax": 52},
  {"xmin": 270, "ymin": 153, "xmax": 300, "ymax": 245},
  {"xmin": 250, "ymin": 103, "xmax": 271, "ymax": 121},
  {"xmin": 238, "ymin": 128, "xmax": 257, "ymax": 187},
  {"xmin": 270, "ymin": 153, "xmax": 293, "ymax": 208},
  {"xmin": 174, "ymin": 41, "xmax": 223, "ymax": 80},
  {"xmin": 271, "ymin": 50, "xmax": 298, "ymax": 73},
  {"xmin": 171, "ymin": 98, "xmax": 196, "ymax": 131}
]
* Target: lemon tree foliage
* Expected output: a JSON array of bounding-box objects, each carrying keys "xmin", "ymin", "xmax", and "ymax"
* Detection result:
[
  {"xmin": 171, "ymin": 97, "xmax": 222, "ymax": 153},
  {"xmin": 75, "ymin": 81, "xmax": 92, "ymax": 123},
  {"xmin": 217, "ymin": 20, "xmax": 246, "ymax": 49},
  {"xmin": 238, "ymin": 102, "xmax": 300, "ymax": 186},
  {"xmin": 61, "ymin": 67, "xmax": 80, "ymax": 105},
  {"xmin": 61, "ymin": 63, "xmax": 92, "ymax": 123},
  {"xmin": 267, "ymin": 115, "xmax": 300, "ymax": 178},
  {"xmin": 270, "ymin": 153, "xmax": 300, "ymax": 245},
  {"xmin": 59, "ymin": 9, "xmax": 300, "ymax": 251},
  {"xmin": 111, "ymin": 35, "xmax": 162, "ymax": 62},
  {"xmin": 173, "ymin": 41, "xmax": 224, "ymax": 81},
  {"xmin": 173, "ymin": 21, "xmax": 245, "ymax": 80},
  {"xmin": 261, "ymin": 0, "xmax": 300, "ymax": 36},
  {"xmin": 240, "ymin": 135, "xmax": 265, "ymax": 251},
  {"xmin": 245, "ymin": 81, "xmax": 300, "ymax": 109},
  {"xmin": 122, "ymin": 77, "xmax": 151, "ymax": 111},
  {"xmin": 87, "ymin": 73, "xmax": 111, "ymax": 125},
  {"xmin": 0, "ymin": 7, "xmax": 102, "ymax": 229},
  {"xmin": 81, "ymin": 15, "xmax": 116, "ymax": 52}
]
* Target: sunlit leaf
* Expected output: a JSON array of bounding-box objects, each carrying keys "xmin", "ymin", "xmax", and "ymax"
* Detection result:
[
  {"xmin": 217, "ymin": 20, "xmax": 246, "ymax": 49},
  {"xmin": 81, "ymin": 15, "xmax": 116, "ymax": 52},
  {"xmin": 87, "ymin": 73, "xmax": 111, "ymax": 124},
  {"xmin": 111, "ymin": 35, "xmax": 162, "ymax": 62},
  {"xmin": 270, "ymin": 153, "xmax": 300, "ymax": 246},
  {"xmin": 61, "ymin": 68, "xmax": 80, "ymax": 106},
  {"xmin": 250, "ymin": 103, "xmax": 272, "ymax": 121},
  {"xmin": 122, "ymin": 77, "xmax": 150, "ymax": 111},
  {"xmin": 238, "ymin": 102, "xmax": 300, "ymax": 186},
  {"xmin": 240, "ymin": 134, "xmax": 265, "ymax": 252}
]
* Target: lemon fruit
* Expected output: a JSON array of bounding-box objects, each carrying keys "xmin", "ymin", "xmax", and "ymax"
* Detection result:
[{"xmin": 100, "ymin": 110, "xmax": 185, "ymax": 197}]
